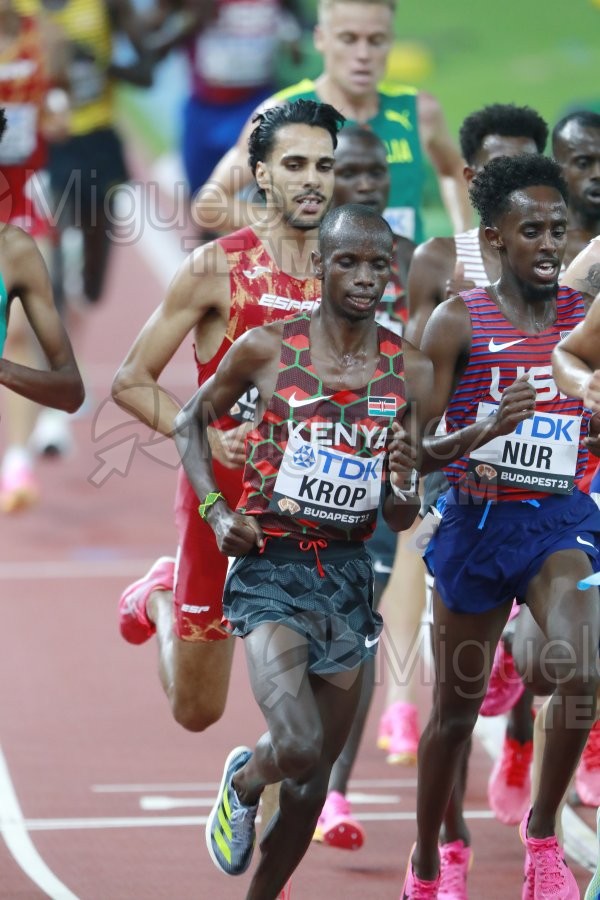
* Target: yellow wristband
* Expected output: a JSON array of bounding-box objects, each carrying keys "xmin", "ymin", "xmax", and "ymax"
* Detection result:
[{"xmin": 198, "ymin": 491, "xmax": 225, "ymax": 520}]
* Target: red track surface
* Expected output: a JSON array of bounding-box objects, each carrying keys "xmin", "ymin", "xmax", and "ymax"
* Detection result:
[{"xmin": 0, "ymin": 187, "xmax": 596, "ymax": 899}]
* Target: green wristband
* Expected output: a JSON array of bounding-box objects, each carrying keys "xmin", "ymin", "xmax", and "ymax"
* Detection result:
[{"xmin": 198, "ymin": 491, "xmax": 225, "ymax": 520}]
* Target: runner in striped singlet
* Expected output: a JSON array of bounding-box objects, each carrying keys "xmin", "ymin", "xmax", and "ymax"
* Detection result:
[
  {"xmin": 407, "ymin": 103, "xmax": 549, "ymax": 348},
  {"xmin": 402, "ymin": 154, "xmax": 599, "ymax": 900},
  {"xmin": 174, "ymin": 204, "xmax": 432, "ymax": 896}
]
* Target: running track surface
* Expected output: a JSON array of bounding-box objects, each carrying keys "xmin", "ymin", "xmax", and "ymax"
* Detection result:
[{"xmin": 0, "ymin": 153, "xmax": 596, "ymax": 899}]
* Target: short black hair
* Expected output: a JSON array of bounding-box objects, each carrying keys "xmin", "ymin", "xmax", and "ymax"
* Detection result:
[
  {"xmin": 247, "ymin": 99, "xmax": 345, "ymax": 176},
  {"xmin": 336, "ymin": 123, "xmax": 385, "ymax": 150},
  {"xmin": 0, "ymin": 108, "xmax": 6, "ymax": 142},
  {"xmin": 459, "ymin": 104, "xmax": 548, "ymax": 165},
  {"xmin": 470, "ymin": 154, "xmax": 568, "ymax": 227},
  {"xmin": 552, "ymin": 109, "xmax": 600, "ymax": 150},
  {"xmin": 318, "ymin": 202, "xmax": 393, "ymax": 254}
]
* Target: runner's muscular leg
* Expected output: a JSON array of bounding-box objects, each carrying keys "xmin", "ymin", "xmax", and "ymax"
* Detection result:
[
  {"xmin": 525, "ymin": 549, "xmax": 600, "ymax": 838},
  {"xmin": 413, "ymin": 590, "xmax": 512, "ymax": 880},
  {"xmin": 148, "ymin": 587, "xmax": 235, "ymax": 731},
  {"xmin": 233, "ymin": 622, "xmax": 364, "ymax": 898}
]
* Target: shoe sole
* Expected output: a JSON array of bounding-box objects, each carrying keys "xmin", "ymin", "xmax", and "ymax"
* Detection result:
[
  {"xmin": 322, "ymin": 818, "xmax": 365, "ymax": 851},
  {"xmin": 387, "ymin": 750, "xmax": 418, "ymax": 766},
  {"xmin": 205, "ymin": 745, "xmax": 252, "ymax": 876}
]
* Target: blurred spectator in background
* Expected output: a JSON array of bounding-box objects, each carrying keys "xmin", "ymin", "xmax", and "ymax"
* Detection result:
[
  {"xmin": 143, "ymin": 0, "xmax": 303, "ymax": 217},
  {"xmin": 192, "ymin": 0, "xmax": 471, "ymax": 243},
  {"xmin": 12, "ymin": 0, "xmax": 153, "ymax": 456},
  {"xmin": 0, "ymin": 0, "xmax": 70, "ymax": 510}
]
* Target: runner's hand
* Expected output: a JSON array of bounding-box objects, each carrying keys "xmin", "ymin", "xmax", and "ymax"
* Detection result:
[
  {"xmin": 388, "ymin": 419, "xmax": 419, "ymax": 490},
  {"xmin": 585, "ymin": 412, "xmax": 600, "ymax": 458},
  {"xmin": 208, "ymin": 423, "xmax": 251, "ymax": 468},
  {"xmin": 492, "ymin": 373, "xmax": 536, "ymax": 436},
  {"xmin": 210, "ymin": 507, "xmax": 264, "ymax": 556}
]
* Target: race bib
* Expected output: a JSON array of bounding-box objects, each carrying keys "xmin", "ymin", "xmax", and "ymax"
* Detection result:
[
  {"xmin": 0, "ymin": 103, "xmax": 37, "ymax": 164},
  {"xmin": 69, "ymin": 58, "xmax": 106, "ymax": 106},
  {"xmin": 270, "ymin": 432, "xmax": 384, "ymax": 526},
  {"xmin": 195, "ymin": 26, "xmax": 276, "ymax": 87},
  {"xmin": 468, "ymin": 401, "xmax": 582, "ymax": 494}
]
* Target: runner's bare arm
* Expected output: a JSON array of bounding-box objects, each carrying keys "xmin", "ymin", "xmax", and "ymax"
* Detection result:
[
  {"xmin": 561, "ymin": 239, "xmax": 600, "ymax": 306},
  {"xmin": 0, "ymin": 228, "xmax": 84, "ymax": 410},
  {"xmin": 191, "ymin": 97, "xmax": 282, "ymax": 234},
  {"xmin": 174, "ymin": 324, "xmax": 283, "ymax": 553},
  {"xmin": 111, "ymin": 241, "xmax": 230, "ymax": 437},
  {"xmin": 419, "ymin": 296, "xmax": 535, "ymax": 472},
  {"xmin": 405, "ymin": 236, "xmax": 455, "ymax": 346},
  {"xmin": 417, "ymin": 92, "xmax": 472, "ymax": 234},
  {"xmin": 552, "ymin": 292, "xmax": 600, "ymax": 411}
]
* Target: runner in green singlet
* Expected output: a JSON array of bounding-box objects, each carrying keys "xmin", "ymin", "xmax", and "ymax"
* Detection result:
[{"xmin": 192, "ymin": 0, "xmax": 471, "ymax": 243}]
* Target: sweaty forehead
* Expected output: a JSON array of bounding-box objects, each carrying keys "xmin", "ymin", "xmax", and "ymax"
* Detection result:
[
  {"xmin": 506, "ymin": 186, "xmax": 567, "ymax": 218},
  {"xmin": 555, "ymin": 122, "xmax": 600, "ymax": 156},
  {"xmin": 323, "ymin": 218, "xmax": 392, "ymax": 253}
]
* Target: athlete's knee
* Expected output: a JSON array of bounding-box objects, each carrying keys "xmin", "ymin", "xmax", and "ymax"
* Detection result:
[
  {"xmin": 272, "ymin": 728, "xmax": 323, "ymax": 781},
  {"xmin": 432, "ymin": 705, "xmax": 479, "ymax": 748},
  {"xmin": 171, "ymin": 692, "xmax": 226, "ymax": 732}
]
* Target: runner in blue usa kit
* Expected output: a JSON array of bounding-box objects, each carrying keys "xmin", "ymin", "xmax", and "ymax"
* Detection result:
[{"xmin": 401, "ymin": 154, "xmax": 600, "ymax": 900}]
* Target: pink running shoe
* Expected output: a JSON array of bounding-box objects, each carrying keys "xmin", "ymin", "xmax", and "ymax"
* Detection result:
[
  {"xmin": 522, "ymin": 849, "xmax": 535, "ymax": 900},
  {"xmin": 576, "ymin": 719, "xmax": 600, "ymax": 807},
  {"xmin": 479, "ymin": 641, "xmax": 525, "ymax": 717},
  {"xmin": 0, "ymin": 459, "xmax": 39, "ymax": 513},
  {"xmin": 383, "ymin": 702, "xmax": 420, "ymax": 765},
  {"xmin": 313, "ymin": 791, "xmax": 364, "ymax": 850},
  {"xmin": 519, "ymin": 809, "xmax": 580, "ymax": 899},
  {"xmin": 118, "ymin": 557, "xmax": 175, "ymax": 644},
  {"xmin": 401, "ymin": 848, "xmax": 440, "ymax": 899},
  {"xmin": 438, "ymin": 840, "xmax": 473, "ymax": 900},
  {"xmin": 488, "ymin": 737, "xmax": 533, "ymax": 826}
]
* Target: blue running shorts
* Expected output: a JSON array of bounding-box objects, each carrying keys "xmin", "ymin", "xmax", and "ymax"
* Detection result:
[{"xmin": 428, "ymin": 488, "xmax": 600, "ymax": 614}]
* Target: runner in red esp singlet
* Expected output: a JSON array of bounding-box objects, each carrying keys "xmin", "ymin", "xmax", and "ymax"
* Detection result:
[{"xmin": 113, "ymin": 100, "xmax": 344, "ymax": 741}]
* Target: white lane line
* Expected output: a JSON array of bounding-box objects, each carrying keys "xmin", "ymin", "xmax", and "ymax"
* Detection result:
[
  {"xmin": 92, "ymin": 777, "xmax": 417, "ymax": 793},
  {"xmin": 0, "ymin": 559, "xmax": 155, "ymax": 580},
  {"xmin": 24, "ymin": 809, "xmax": 497, "ymax": 832},
  {"xmin": 138, "ymin": 791, "xmax": 403, "ymax": 812},
  {"xmin": 0, "ymin": 744, "xmax": 79, "ymax": 899},
  {"xmin": 475, "ymin": 714, "xmax": 598, "ymax": 872}
]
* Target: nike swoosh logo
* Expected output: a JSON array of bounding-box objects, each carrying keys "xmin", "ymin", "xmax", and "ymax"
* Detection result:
[
  {"xmin": 373, "ymin": 560, "xmax": 393, "ymax": 575},
  {"xmin": 365, "ymin": 634, "xmax": 380, "ymax": 648},
  {"xmin": 576, "ymin": 536, "xmax": 596, "ymax": 549},
  {"xmin": 488, "ymin": 337, "xmax": 528, "ymax": 353},
  {"xmin": 288, "ymin": 392, "xmax": 333, "ymax": 409}
]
